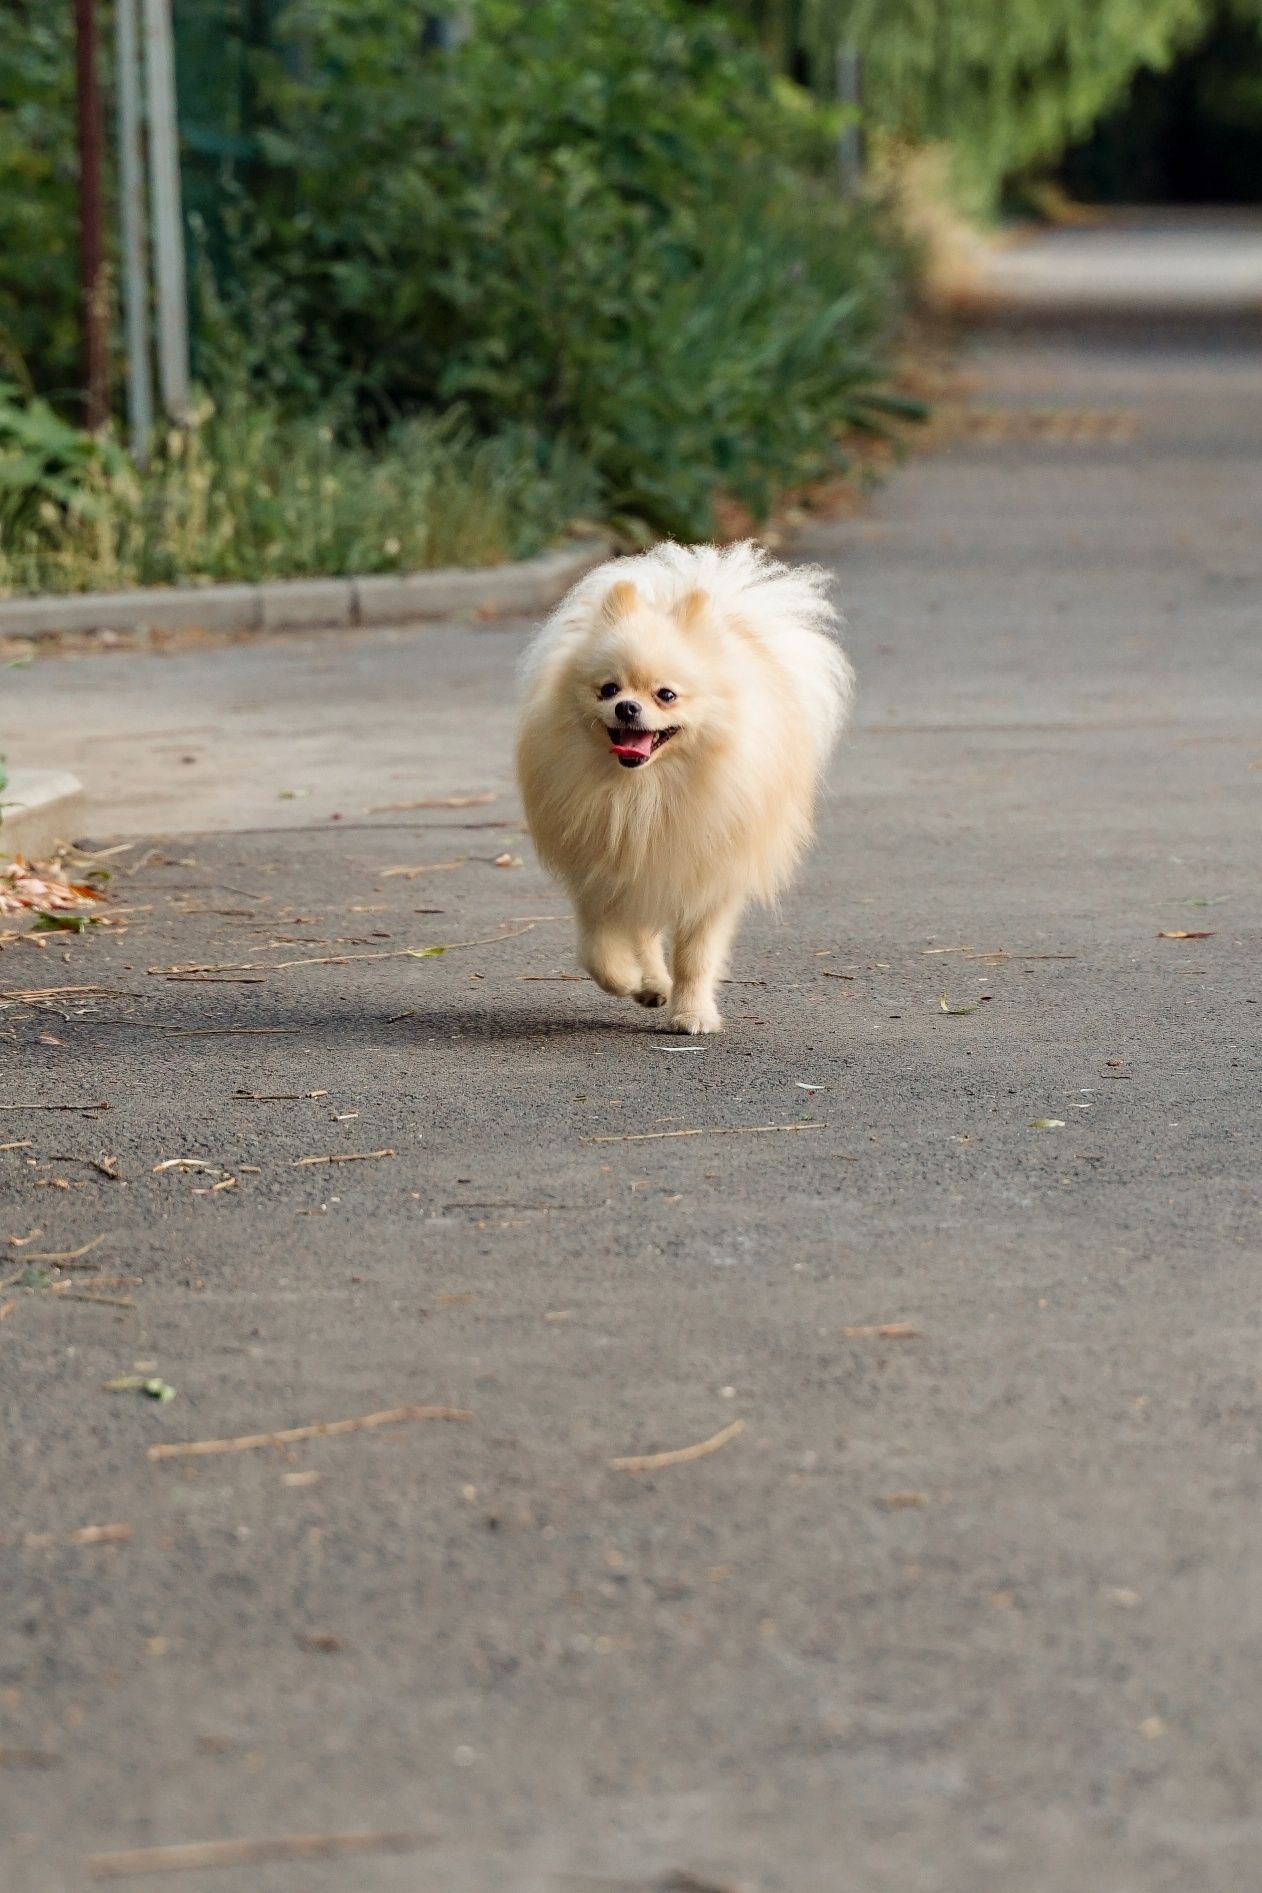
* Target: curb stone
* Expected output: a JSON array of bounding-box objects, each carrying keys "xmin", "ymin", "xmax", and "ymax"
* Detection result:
[
  {"xmin": 1, "ymin": 768, "xmax": 87, "ymax": 861},
  {"xmin": 0, "ymin": 539, "xmax": 611, "ymax": 646}
]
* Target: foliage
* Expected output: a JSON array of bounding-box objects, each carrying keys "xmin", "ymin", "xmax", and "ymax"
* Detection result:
[
  {"xmin": 0, "ymin": 0, "xmax": 911, "ymax": 558},
  {"xmin": 725, "ymin": 0, "xmax": 1262, "ymax": 200},
  {"xmin": 0, "ymin": 381, "xmax": 129, "ymax": 542},
  {"xmin": 221, "ymin": 0, "xmax": 907, "ymax": 536},
  {"xmin": 0, "ymin": 7, "xmax": 80, "ymax": 400},
  {"xmin": 0, "ymin": 390, "xmax": 594, "ymax": 596}
]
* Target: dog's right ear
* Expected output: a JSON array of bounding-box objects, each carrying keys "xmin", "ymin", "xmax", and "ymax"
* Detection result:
[{"xmin": 602, "ymin": 580, "xmax": 640, "ymax": 622}]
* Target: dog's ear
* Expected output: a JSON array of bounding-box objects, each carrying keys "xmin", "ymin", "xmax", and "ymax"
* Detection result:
[
  {"xmin": 602, "ymin": 580, "xmax": 640, "ymax": 622},
  {"xmin": 674, "ymin": 588, "xmax": 709, "ymax": 632}
]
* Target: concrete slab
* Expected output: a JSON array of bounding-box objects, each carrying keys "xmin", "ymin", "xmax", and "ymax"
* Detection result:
[{"xmin": 0, "ymin": 766, "xmax": 87, "ymax": 859}]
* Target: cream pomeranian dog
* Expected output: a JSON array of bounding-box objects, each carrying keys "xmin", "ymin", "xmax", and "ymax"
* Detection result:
[{"xmin": 515, "ymin": 541, "xmax": 853, "ymax": 1034}]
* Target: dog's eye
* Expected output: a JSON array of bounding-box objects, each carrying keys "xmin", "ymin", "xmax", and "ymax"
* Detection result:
[
  {"xmin": 597, "ymin": 681, "xmax": 620, "ymax": 701},
  {"xmin": 655, "ymin": 687, "xmax": 677, "ymax": 705}
]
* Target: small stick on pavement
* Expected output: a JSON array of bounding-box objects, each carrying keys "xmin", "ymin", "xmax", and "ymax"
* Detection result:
[
  {"xmin": 0, "ymin": 1101, "xmax": 109, "ymax": 1112},
  {"xmin": 583, "ymin": 1123, "xmax": 826, "ymax": 1146},
  {"xmin": 368, "ymin": 792, "xmax": 496, "ymax": 812},
  {"xmin": 379, "ymin": 859, "xmax": 466, "ymax": 879},
  {"xmin": 22, "ymin": 1236, "xmax": 106, "ymax": 1264},
  {"xmin": 842, "ymin": 1323, "xmax": 921, "ymax": 1340},
  {"xmin": 85, "ymin": 1829, "xmax": 435, "ymax": 1880},
  {"xmin": 147, "ymin": 1403, "xmax": 473, "ymax": 1461},
  {"xmin": 0, "ymin": 1140, "xmax": 33, "ymax": 1152},
  {"xmin": 272, "ymin": 919, "xmax": 544, "ymax": 969},
  {"xmin": 610, "ymin": 1418, "xmax": 745, "ymax": 1472},
  {"xmin": 166, "ymin": 1025, "xmax": 303, "ymax": 1037},
  {"xmin": 292, "ymin": 1148, "xmax": 396, "ymax": 1167}
]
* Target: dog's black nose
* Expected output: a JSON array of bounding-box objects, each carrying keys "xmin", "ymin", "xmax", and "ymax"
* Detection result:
[{"xmin": 614, "ymin": 699, "xmax": 641, "ymax": 725}]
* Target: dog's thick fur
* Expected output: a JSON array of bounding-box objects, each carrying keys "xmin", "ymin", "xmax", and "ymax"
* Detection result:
[{"xmin": 516, "ymin": 541, "xmax": 853, "ymax": 1033}]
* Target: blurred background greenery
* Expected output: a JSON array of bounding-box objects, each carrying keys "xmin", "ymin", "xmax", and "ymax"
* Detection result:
[{"xmin": 2, "ymin": 0, "xmax": 1260, "ymax": 593}]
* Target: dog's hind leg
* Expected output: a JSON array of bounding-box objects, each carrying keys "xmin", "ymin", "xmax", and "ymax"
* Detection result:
[{"xmin": 664, "ymin": 902, "xmax": 741, "ymax": 1034}]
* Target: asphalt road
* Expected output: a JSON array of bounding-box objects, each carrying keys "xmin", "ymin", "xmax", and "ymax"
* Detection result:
[{"xmin": 3, "ymin": 308, "xmax": 1262, "ymax": 1892}]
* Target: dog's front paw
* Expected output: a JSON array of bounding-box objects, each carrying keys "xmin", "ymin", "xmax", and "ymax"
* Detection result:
[
  {"xmin": 633, "ymin": 984, "xmax": 671, "ymax": 1009},
  {"xmin": 660, "ymin": 1004, "xmax": 723, "ymax": 1036}
]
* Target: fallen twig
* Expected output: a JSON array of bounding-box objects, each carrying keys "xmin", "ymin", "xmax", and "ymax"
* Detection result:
[
  {"xmin": 273, "ymin": 920, "xmax": 543, "ymax": 969},
  {"xmin": 0, "ymin": 986, "xmax": 114, "ymax": 1001},
  {"xmin": 0, "ymin": 1101, "xmax": 109, "ymax": 1112},
  {"xmin": 610, "ymin": 1418, "xmax": 744, "ymax": 1473},
  {"xmin": 166, "ymin": 1025, "xmax": 303, "ymax": 1037},
  {"xmin": 379, "ymin": 859, "xmax": 466, "ymax": 879},
  {"xmin": 234, "ymin": 1089, "xmax": 328, "ymax": 1102},
  {"xmin": 49, "ymin": 1155, "xmax": 124, "ymax": 1180},
  {"xmin": 85, "ymin": 1829, "xmax": 435, "ymax": 1880},
  {"xmin": 22, "ymin": 1236, "xmax": 106, "ymax": 1264},
  {"xmin": 583, "ymin": 1123, "xmax": 826, "ymax": 1146},
  {"xmin": 292, "ymin": 1148, "xmax": 396, "ymax": 1167},
  {"xmin": 369, "ymin": 792, "xmax": 496, "ymax": 812},
  {"xmin": 0, "ymin": 1140, "xmax": 33, "ymax": 1152},
  {"xmin": 842, "ymin": 1322, "xmax": 920, "ymax": 1340},
  {"xmin": 147, "ymin": 1403, "xmax": 472, "ymax": 1460},
  {"xmin": 60, "ymin": 1290, "xmax": 135, "ymax": 1309}
]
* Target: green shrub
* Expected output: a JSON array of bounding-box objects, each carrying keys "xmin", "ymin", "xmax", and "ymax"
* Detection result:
[
  {"xmin": 0, "ymin": 9, "xmax": 80, "ymax": 400},
  {"xmin": 0, "ymin": 381, "xmax": 129, "ymax": 542},
  {"xmin": 227, "ymin": 0, "xmax": 907, "ymax": 536}
]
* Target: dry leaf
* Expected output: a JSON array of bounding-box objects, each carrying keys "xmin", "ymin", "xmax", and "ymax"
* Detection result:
[{"xmin": 1156, "ymin": 930, "xmax": 1214, "ymax": 940}]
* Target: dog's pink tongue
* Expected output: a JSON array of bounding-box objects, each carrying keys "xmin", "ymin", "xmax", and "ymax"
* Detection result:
[{"xmin": 611, "ymin": 730, "xmax": 654, "ymax": 758}]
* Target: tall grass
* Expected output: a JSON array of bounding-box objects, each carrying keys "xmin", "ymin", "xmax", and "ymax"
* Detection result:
[{"xmin": 0, "ymin": 392, "xmax": 595, "ymax": 598}]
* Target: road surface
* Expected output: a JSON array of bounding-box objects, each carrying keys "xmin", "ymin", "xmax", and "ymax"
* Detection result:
[{"xmin": 3, "ymin": 230, "xmax": 1261, "ymax": 1891}]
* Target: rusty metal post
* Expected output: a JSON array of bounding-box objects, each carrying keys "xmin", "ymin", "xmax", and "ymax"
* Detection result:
[{"xmin": 75, "ymin": 0, "xmax": 110, "ymax": 429}]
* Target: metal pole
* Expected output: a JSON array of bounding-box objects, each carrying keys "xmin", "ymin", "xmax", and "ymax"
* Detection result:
[
  {"xmin": 115, "ymin": 0, "xmax": 154, "ymax": 462},
  {"xmin": 74, "ymin": 0, "xmax": 109, "ymax": 429},
  {"xmin": 142, "ymin": 0, "xmax": 190, "ymax": 420},
  {"xmin": 836, "ymin": 42, "xmax": 863, "ymax": 197}
]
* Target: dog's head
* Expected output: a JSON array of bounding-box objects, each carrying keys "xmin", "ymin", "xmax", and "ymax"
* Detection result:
[{"xmin": 566, "ymin": 579, "xmax": 723, "ymax": 771}]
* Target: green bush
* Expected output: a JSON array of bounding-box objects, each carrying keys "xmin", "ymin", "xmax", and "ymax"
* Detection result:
[
  {"xmin": 0, "ymin": 8, "xmax": 80, "ymax": 400},
  {"xmin": 228, "ymin": 0, "xmax": 907, "ymax": 536},
  {"xmin": 0, "ymin": 380, "xmax": 129, "ymax": 542}
]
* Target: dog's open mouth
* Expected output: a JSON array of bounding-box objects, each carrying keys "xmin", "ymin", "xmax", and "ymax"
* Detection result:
[{"xmin": 608, "ymin": 725, "xmax": 679, "ymax": 769}]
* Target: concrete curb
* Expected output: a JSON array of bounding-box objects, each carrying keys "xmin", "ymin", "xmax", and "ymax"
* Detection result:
[
  {"xmin": 1, "ymin": 768, "xmax": 87, "ymax": 860},
  {"xmin": 0, "ymin": 538, "xmax": 611, "ymax": 645}
]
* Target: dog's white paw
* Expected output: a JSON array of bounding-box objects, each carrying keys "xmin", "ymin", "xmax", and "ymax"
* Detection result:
[{"xmin": 660, "ymin": 1005, "xmax": 723, "ymax": 1036}]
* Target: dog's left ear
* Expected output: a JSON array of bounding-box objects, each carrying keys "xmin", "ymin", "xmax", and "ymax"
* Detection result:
[{"xmin": 675, "ymin": 589, "xmax": 709, "ymax": 631}]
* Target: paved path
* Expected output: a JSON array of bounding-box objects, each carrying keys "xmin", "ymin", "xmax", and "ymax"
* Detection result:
[
  {"xmin": 3, "ymin": 247, "xmax": 1261, "ymax": 1891},
  {"xmin": 975, "ymin": 207, "xmax": 1262, "ymax": 315}
]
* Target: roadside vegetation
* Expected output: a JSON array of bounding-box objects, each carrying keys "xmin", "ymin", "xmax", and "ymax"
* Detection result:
[{"xmin": 3, "ymin": 0, "xmax": 1260, "ymax": 596}]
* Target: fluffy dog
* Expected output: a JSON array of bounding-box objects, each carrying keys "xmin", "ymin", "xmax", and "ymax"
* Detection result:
[{"xmin": 515, "ymin": 541, "xmax": 852, "ymax": 1034}]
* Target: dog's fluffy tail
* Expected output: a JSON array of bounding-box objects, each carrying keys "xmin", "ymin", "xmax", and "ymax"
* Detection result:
[{"xmin": 523, "ymin": 540, "xmax": 853, "ymax": 770}]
